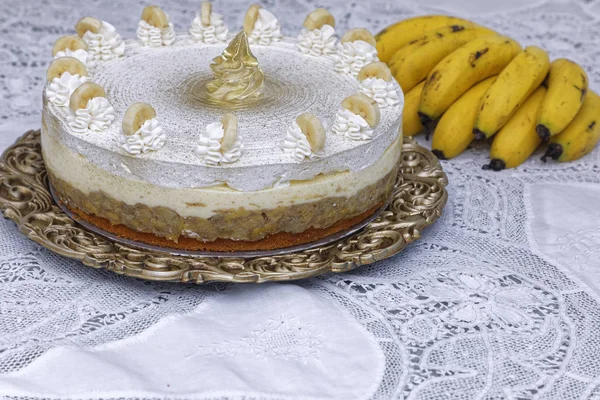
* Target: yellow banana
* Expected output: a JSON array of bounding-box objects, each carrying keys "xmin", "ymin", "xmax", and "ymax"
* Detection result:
[
  {"xmin": 375, "ymin": 15, "xmax": 482, "ymax": 63},
  {"xmin": 418, "ymin": 36, "xmax": 522, "ymax": 129},
  {"xmin": 483, "ymin": 86, "xmax": 546, "ymax": 170},
  {"xmin": 389, "ymin": 25, "xmax": 496, "ymax": 93},
  {"xmin": 536, "ymin": 58, "xmax": 589, "ymax": 139},
  {"xmin": 431, "ymin": 76, "xmax": 497, "ymax": 160},
  {"xmin": 474, "ymin": 46, "xmax": 549, "ymax": 140},
  {"xmin": 402, "ymin": 81, "xmax": 426, "ymax": 137},
  {"xmin": 541, "ymin": 91, "xmax": 600, "ymax": 162}
]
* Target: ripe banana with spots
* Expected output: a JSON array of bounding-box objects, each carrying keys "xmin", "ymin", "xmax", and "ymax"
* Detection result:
[
  {"xmin": 483, "ymin": 86, "xmax": 546, "ymax": 171},
  {"xmin": 474, "ymin": 46, "xmax": 550, "ymax": 140},
  {"xmin": 402, "ymin": 81, "xmax": 426, "ymax": 137},
  {"xmin": 431, "ymin": 76, "xmax": 497, "ymax": 160},
  {"xmin": 375, "ymin": 15, "xmax": 483, "ymax": 63},
  {"xmin": 388, "ymin": 25, "xmax": 496, "ymax": 93},
  {"xmin": 541, "ymin": 91, "xmax": 600, "ymax": 162},
  {"xmin": 536, "ymin": 58, "xmax": 589, "ymax": 140},
  {"xmin": 418, "ymin": 36, "xmax": 522, "ymax": 129}
]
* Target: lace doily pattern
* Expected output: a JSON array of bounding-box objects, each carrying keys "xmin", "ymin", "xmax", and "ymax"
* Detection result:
[{"xmin": 2, "ymin": 0, "xmax": 600, "ymax": 398}]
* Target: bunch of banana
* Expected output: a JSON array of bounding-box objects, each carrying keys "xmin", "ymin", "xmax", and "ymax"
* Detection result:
[{"xmin": 377, "ymin": 15, "xmax": 600, "ymax": 169}]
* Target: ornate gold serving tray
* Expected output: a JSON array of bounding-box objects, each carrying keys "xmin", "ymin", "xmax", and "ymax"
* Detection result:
[{"xmin": 0, "ymin": 130, "xmax": 448, "ymax": 283}]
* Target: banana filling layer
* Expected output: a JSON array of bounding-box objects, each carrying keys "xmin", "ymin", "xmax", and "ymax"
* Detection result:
[{"xmin": 48, "ymin": 167, "xmax": 397, "ymax": 242}]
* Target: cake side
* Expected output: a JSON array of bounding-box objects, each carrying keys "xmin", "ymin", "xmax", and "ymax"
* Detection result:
[{"xmin": 43, "ymin": 126, "xmax": 401, "ymax": 242}]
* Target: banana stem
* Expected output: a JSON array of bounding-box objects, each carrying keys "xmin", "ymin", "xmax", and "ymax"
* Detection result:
[
  {"xmin": 482, "ymin": 159, "xmax": 506, "ymax": 171},
  {"xmin": 473, "ymin": 128, "xmax": 487, "ymax": 141},
  {"xmin": 432, "ymin": 149, "xmax": 446, "ymax": 160},
  {"xmin": 536, "ymin": 124, "xmax": 551, "ymax": 140},
  {"xmin": 540, "ymin": 143, "xmax": 563, "ymax": 162}
]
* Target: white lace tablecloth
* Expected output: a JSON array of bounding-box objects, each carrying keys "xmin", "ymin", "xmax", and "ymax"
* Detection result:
[{"xmin": 1, "ymin": 0, "xmax": 600, "ymax": 398}]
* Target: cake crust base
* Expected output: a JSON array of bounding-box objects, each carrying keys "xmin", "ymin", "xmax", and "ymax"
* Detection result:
[{"xmin": 63, "ymin": 201, "xmax": 384, "ymax": 252}]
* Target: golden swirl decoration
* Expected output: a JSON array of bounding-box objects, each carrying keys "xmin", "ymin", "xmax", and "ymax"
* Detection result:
[
  {"xmin": 205, "ymin": 31, "xmax": 265, "ymax": 103},
  {"xmin": 0, "ymin": 132, "xmax": 448, "ymax": 284}
]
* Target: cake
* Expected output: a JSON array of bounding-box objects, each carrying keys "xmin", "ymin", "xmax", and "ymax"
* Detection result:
[{"xmin": 41, "ymin": 4, "xmax": 404, "ymax": 251}]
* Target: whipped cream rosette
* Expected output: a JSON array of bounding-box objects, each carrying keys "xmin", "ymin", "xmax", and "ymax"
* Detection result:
[
  {"xmin": 45, "ymin": 57, "xmax": 90, "ymax": 107},
  {"xmin": 297, "ymin": 8, "xmax": 337, "ymax": 56},
  {"xmin": 334, "ymin": 28, "xmax": 379, "ymax": 77},
  {"xmin": 52, "ymin": 35, "xmax": 96, "ymax": 70},
  {"xmin": 75, "ymin": 17, "xmax": 125, "ymax": 62},
  {"xmin": 66, "ymin": 82, "xmax": 115, "ymax": 133},
  {"xmin": 357, "ymin": 62, "xmax": 401, "ymax": 108},
  {"xmin": 282, "ymin": 113, "xmax": 326, "ymax": 161},
  {"xmin": 137, "ymin": 5, "xmax": 176, "ymax": 47},
  {"xmin": 332, "ymin": 93, "xmax": 381, "ymax": 140},
  {"xmin": 197, "ymin": 114, "xmax": 243, "ymax": 166},
  {"xmin": 189, "ymin": 2, "xmax": 229, "ymax": 44},
  {"xmin": 119, "ymin": 103, "xmax": 166, "ymax": 155},
  {"xmin": 243, "ymin": 4, "xmax": 283, "ymax": 45}
]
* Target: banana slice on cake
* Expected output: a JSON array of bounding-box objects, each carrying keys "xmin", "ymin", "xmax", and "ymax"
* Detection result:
[
  {"xmin": 342, "ymin": 93, "xmax": 381, "ymax": 127},
  {"xmin": 220, "ymin": 113, "xmax": 239, "ymax": 151},
  {"xmin": 122, "ymin": 103, "xmax": 157, "ymax": 136},
  {"xmin": 357, "ymin": 62, "xmax": 393, "ymax": 82},
  {"xmin": 75, "ymin": 16, "xmax": 102, "ymax": 37},
  {"xmin": 69, "ymin": 82, "xmax": 106, "ymax": 112},
  {"xmin": 52, "ymin": 35, "xmax": 88, "ymax": 56},
  {"xmin": 303, "ymin": 8, "xmax": 335, "ymax": 30},
  {"xmin": 296, "ymin": 113, "xmax": 326, "ymax": 151},
  {"xmin": 142, "ymin": 5, "xmax": 170, "ymax": 28},
  {"xmin": 340, "ymin": 28, "xmax": 376, "ymax": 47},
  {"xmin": 46, "ymin": 57, "xmax": 88, "ymax": 82},
  {"xmin": 243, "ymin": 4, "xmax": 262, "ymax": 35},
  {"xmin": 200, "ymin": 1, "xmax": 212, "ymax": 26}
]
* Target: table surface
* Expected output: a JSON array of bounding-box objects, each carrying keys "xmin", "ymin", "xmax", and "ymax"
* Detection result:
[{"xmin": 1, "ymin": 0, "xmax": 600, "ymax": 399}]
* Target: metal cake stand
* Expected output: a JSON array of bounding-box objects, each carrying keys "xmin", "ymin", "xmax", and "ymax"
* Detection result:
[{"xmin": 0, "ymin": 130, "xmax": 448, "ymax": 283}]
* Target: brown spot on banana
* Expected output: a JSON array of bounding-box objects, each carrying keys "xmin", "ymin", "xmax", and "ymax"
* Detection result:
[
  {"xmin": 436, "ymin": 32, "xmax": 444, "ymax": 38},
  {"xmin": 469, "ymin": 48, "xmax": 489, "ymax": 67},
  {"xmin": 428, "ymin": 70, "xmax": 440, "ymax": 84},
  {"xmin": 588, "ymin": 121, "xmax": 596, "ymax": 131},
  {"xmin": 450, "ymin": 25, "xmax": 466, "ymax": 32}
]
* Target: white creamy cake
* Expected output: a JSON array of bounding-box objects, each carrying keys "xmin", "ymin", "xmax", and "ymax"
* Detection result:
[{"xmin": 41, "ymin": 4, "xmax": 404, "ymax": 251}]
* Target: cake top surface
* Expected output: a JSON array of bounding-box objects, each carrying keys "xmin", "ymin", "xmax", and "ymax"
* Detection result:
[{"xmin": 45, "ymin": 30, "xmax": 403, "ymax": 191}]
